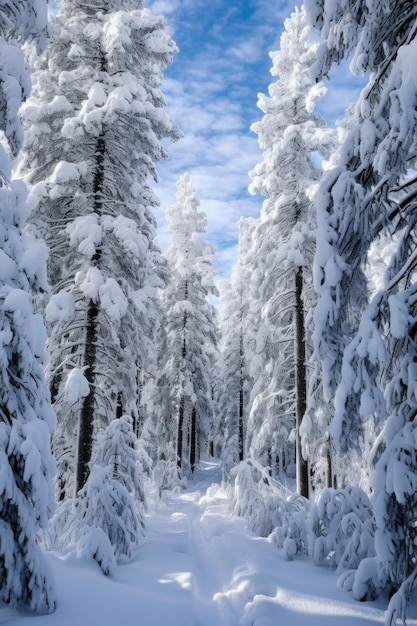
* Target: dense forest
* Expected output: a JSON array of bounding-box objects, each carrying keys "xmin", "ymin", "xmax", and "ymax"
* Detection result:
[{"xmin": 1, "ymin": 1, "xmax": 417, "ymax": 625}]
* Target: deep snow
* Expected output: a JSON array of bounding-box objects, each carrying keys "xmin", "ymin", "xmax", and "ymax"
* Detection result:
[{"xmin": 2, "ymin": 459, "xmax": 413, "ymax": 625}]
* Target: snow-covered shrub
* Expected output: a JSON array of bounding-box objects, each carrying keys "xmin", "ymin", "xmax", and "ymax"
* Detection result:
[
  {"xmin": 47, "ymin": 464, "xmax": 144, "ymax": 574},
  {"xmin": 148, "ymin": 457, "xmax": 188, "ymax": 506},
  {"xmin": 230, "ymin": 463, "xmax": 377, "ymax": 575},
  {"xmin": 76, "ymin": 527, "xmax": 117, "ymax": 577},
  {"xmin": 308, "ymin": 486, "xmax": 376, "ymax": 573},
  {"xmin": 230, "ymin": 458, "xmax": 310, "ymax": 550},
  {"xmin": 47, "ymin": 417, "xmax": 145, "ymax": 573},
  {"xmin": 338, "ymin": 556, "xmax": 380, "ymax": 602},
  {"xmin": 269, "ymin": 493, "xmax": 311, "ymax": 560},
  {"xmin": 230, "ymin": 459, "xmax": 279, "ymax": 536},
  {"xmin": 385, "ymin": 570, "xmax": 417, "ymax": 626},
  {"xmin": 94, "ymin": 415, "xmax": 147, "ymax": 509}
]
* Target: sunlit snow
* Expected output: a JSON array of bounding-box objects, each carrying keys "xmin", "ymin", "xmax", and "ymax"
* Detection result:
[{"xmin": 1, "ymin": 460, "xmax": 402, "ymax": 626}]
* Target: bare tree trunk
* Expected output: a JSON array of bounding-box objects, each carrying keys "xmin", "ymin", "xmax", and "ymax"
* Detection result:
[
  {"xmin": 190, "ymin": 406, "xmax": 197, "ymax": 472},
  {"xmin": 177, "ymin": 395, "xmax": 184, "ymax": 468},
  {"xmin": 295, "ymin": 266, "xmax": 309, "ymax": 498},
  {"xmin": 134, "ymin": 367, "xmax": 142, "ymax": 437},
  {"xmin": 326, "ymin": 433, "xmax": 333, "ymax": 488},
  {"xmin": 116, "ymin": 391, "xmax": 123, "ymax": 420},
  {"xmin": 239, "ymin": 388, "xmax": 244, "ymax": 462},
  {"xmin": 177, "ymin": 280, "xmax": 188, "ymax": 470},
  {"xmin": 238, "ymin": 333, "xmax": 244, "ymax": 462}
]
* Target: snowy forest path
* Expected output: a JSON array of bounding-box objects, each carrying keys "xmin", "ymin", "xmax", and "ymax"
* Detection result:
[
  {"xmin": 4, "ymin": 458, "xmax": 389, "ymax": 626},
  {"xmin": 137, "ymin": 457, "xmax": 282, "ymax": 626},
  {"xmin": 126, "ymin": 458, "xmax": 386, "ymax": 626},
  {"xmin": 130, "ymin": 460, "xmax": 384, "ymax": 626}
]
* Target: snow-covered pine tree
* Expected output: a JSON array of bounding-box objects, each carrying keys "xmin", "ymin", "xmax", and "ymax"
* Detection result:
[
  {"xmin": 159, "ymin": 173, "xmax": 218, "ymax": 474},
  {"xmin": 217, "ymin": 218, "xmax": 256, "ymax": 472},
  {"xmin": 305, "ymin": 0, "xmax": 417, "ymax": 609},
  {"xmin": 0, "ymin": 0, "xmax": 56, "ymax": 612},
  {"xmin": 300, "ymin": 107, "xmax": 356, "ymax": 492},
  {"xmin": 20, "ymin": 0, "xmax": 178, "ymax": 498},
  {"xmin": 93, "ymin": 414, "xmax": 146, "ymax": 507},
  {"xmin": 47, "ymin": 415, "xmax": 145, "ymax": 574},
  {"xmin": 246, "ymin": 6, "xmax": 330, "ymax": 496}
]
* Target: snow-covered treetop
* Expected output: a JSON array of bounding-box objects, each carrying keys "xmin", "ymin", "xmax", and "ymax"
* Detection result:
[
  {"xmin": 271, "ymin": 5, "xmax": 324, "ymax": 90},
  {"xmin": 166, "ymin": 173, "xmax": 206, "ymax": 232},
  {"xmin": 249, "ymin": 5, "xmax": 328, "ymax": 210},
  {"xmin": 58, "ymin": 1, "xmax": 176, "ymax": 79},
  {"xmin": 165, "ymin": 173, "xmax": 216, "ymax": 289},
  {"xmin": 248, "ymin": 5, "xmax": 331, "ymax": 286}
]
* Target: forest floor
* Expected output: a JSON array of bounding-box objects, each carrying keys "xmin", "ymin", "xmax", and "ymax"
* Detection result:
[{"xmin": 2, "ymin": 458, "xmax": 414, "ymax": 625}]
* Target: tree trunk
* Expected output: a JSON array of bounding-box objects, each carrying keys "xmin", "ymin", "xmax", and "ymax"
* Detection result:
[
  {"xmin": 134, "ymin": 368, "xmax": 142, "ymax": 437},
  {"xmin": 295, "ymin": 266, "xmax": 309, "ymax": 498},
  {"xmin": 74, "ymin": 132, "xmax": 105, "ymax": 494},
  {"xmin": 177, "ymin": 395, "xmax": 185, "ymax": 469},
  {"xmin": 190, "ymin": 406, "xmax": 197, "ymax": 472},
  {"xmin": 177, "ymin": 280, "xmax": 189, "ymax": 469},
  {"xmin": 116, "ymin": 391, "xmax": 123, "ymax": 420},
  {"xmin": 239, "ymin": 388, "xmax": 244, "ymax": 462},
  {"xmin": 326, "ymin": 434, "xmax": 334, "ymax": 488},
  {"xmin": 50, "ymin": 371, "xmax": 61, "ymax": 406},
  {"xmin": 239, "ymin": 333, "xmax": 244, "ymax": 462},
  {"xmin": 75, "ymin": 299, "xmax": 99, "ymax": 493}
]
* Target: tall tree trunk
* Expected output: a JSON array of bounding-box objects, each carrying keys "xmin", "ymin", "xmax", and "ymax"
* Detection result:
[
  {"xmin": 50, "ymin": 371, "xmax": 61, "ymax": 406},
  {"xmin": 74, "ymin": 132, "xmax": 105, "ymax": 494},
  {"xmin": 239, "ymin": 333, "xmax": 244, "ymax": 462},
  {"xmin": 190, "ymin": 406, "xmax": 197, "ymax": 472},
  {"xmin": 177, "ymin": 280, "xmax": 188, "ymax": 469},
  {"xmin": 134, "ymin": 367, "xmax": 142, "ymax": 437},
  {"xmin": 295, "ymin": 266, "xmax": 309, "ymax": 498},
  {"xmin": 326, "ymin": 441, "xmax": 334, "ymax": 489},
  {"xmin": 116, "ymin": 391, "xmax": 123, "ymax": 420},
  {"xmin": 326, "ymin": 433, "xmax": 333, "ymax": 488},
  {"xmin": 177, "ymin": 395, "xmax": 184, "ymax": 469},
  {"xmin": 239, "ymin": 388, "xmax": 244, "ymax": 462},
  {"xmin": 75, "ymin": 298, "xmax": 99, "ymax": 493}
]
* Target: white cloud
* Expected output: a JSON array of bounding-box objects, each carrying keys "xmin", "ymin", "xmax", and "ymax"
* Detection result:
[
  {"xmin": 146, "ymin": 0, "xmax": 180, "ymax": 15},
  {"xmin": 228, "ymin": 38, "xmax": 266, "ymax": 63},
  {"xmin": 146, "ymin": 7, "xmax": 273, "ymax": 277},
  {"xmin": 145, "ymin": 0, "xmax": 364, "ymax": 281}
]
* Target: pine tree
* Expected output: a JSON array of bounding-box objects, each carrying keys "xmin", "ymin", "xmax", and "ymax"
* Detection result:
[
  {"xmin": 0, "ymin": 0, "xmax": 55, "ymax": 612},
  {"xmin": 246, "ymin": 6, "xmax": 330, "ymax": 495},
  {"xmin": 159, "ymin": 173, "xmax": 218, "ymax": 474},
  {"xmin": 301, "ymin": 106, "xmax": 357, "ymax": 492},
  {"xmin": 306, "ymin": 0, "xmax": 417, "ymax": 607},
  {"xmin": 217, "ymin": 219, "xmax": 255, "ymax": 472},
  {"xmin": 47, "ymin": 415, "xmax": 145, "ymax": 574},
  {"xmin": 20, "ymin": 0, "xmax": 178, "ymax": 498}
]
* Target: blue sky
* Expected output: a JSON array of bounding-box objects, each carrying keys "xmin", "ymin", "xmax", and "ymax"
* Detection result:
[{"xmin": 144, "ymin": 0, "xmax": 363, "ymax": 279}]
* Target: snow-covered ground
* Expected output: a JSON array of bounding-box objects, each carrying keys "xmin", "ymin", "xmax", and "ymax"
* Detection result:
[{"xmin": 2, "ymin": 459, "xmax": 412, "ymax": 625}]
